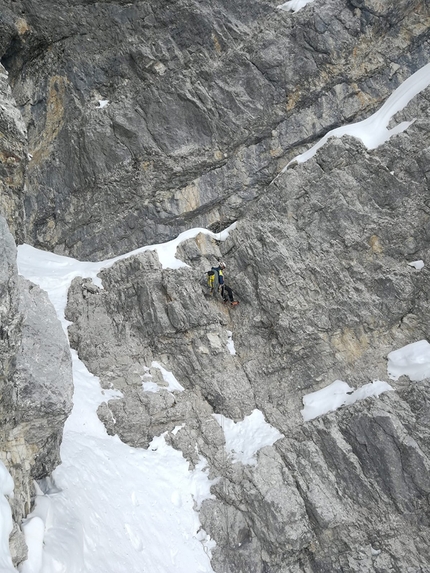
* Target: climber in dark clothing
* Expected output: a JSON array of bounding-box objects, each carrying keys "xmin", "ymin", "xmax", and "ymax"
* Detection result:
[{"xmin": 221, "ymin": 283, "xmax": 235, "ymax": 305}]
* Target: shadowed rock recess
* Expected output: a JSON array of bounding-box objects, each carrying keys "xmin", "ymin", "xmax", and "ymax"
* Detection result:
[{"xmin": 2, "ymin": 0, "xmax": 430, "ymax": 570}]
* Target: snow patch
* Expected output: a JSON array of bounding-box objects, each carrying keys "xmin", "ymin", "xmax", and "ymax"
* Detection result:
[
  {"xmin": 0, "ymin": 461, "xmax": 15, "ymax": 573},
  {"xmin": 20, "ymin": 516, "xmax": 45, "ymax": 573},
  {"xmin": 286, "ymin": 62, "xmax": 430, "ymax": 169},
  {"xmin": 151, "ymin": 361, "xmax": 185, "ymax": 392},
  {"xmin": 301, "ymin": 380, "xmax": 393, "ymax": 422},
  {"xmin": 97, "ymin": 100, "xmax": 109, "ymax": 109},
  {"xmin": 226, "ymin": 330, "xmax": 236, "ymax": 355},
  {"xmin": 387, "ymin": 340, "xmax": 430, "ymax": 381},
  {"xmin": 213, "ymin": 409, "xmax": 283, "ymax": 466},
  {"xmin": 278, "ymin": 0, "xmax": 315, "ymax": 12},
  {"xmin": 408, "ymin": 260, "xmax": 424, "ymax": 270},
  {"xmin": 141, "ymin": 367, "xmax": 159, "ymax": 393},
  {"xmin": 171, "ymin": 424, "xmax": 185, "ymax": 436}
]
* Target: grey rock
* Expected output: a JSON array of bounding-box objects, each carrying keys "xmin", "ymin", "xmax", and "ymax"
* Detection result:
[
  {"xmin": 66, "ymin": 246, "xmax": 256, "ymax": 431},
  {"xmin": 0, "ymin": 63, "xmax": 27, "ymax": 241},
  {"xmin": 0, "ymin": 0, "xmax": 428, "ymax": 258},
  {"xmin": 13, "ymin": 275, "xmax": 73, "ymax": 477},
  {"xmin": 0, "ymin": 216, "xmax": 73, "ymax": 566}
]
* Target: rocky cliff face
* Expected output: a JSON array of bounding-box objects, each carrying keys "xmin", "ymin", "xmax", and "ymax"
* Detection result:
[
  {"xmin": 64, "ymin": 88, "xmax": 430, "ymax": 570},
  {"xmin": 0, "ymin": 63, "xmax": 26, "ymax": 241},
  {"xmin": 1, "ymin": 0, "xmax": 430, "ymax": 571},
  {"xmin": 1, "ymin": 0, "xmax": 429, "ymax": 258},
  {"xmin": 0, "ymin": 216, "xmax": 73, "ymax": 566},
  {"xmin": 1, "ymin": 43, "xmax": 74, "ymax": 567}
]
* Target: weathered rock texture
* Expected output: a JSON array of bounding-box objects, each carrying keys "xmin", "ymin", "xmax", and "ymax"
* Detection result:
[
  {"xmin": 0, "ymin": 46, "xmax": 73, "ymax": 568},
  {"xmin": 64, "ymin": 78, "xmax": 430, "ymax": 571},
  {"xmin": 0, "ymin": 0, "xmax": 429, "ymax": 259},
  {"xmin": 0, "ymin": 216, "xmax": 73, "ymax": 566},
  {"xmin": 1, "ymin": 0, "xmax": 430, "ymax": 571},
  {"xmin": 0, "ymin": 63, "xmax": 26, "ymax": 242}
]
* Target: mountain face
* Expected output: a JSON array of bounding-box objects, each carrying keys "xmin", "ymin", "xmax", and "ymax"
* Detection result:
[
  {"xmin": 1, "ymin": 0, "xmax": 429, "ymax": 259},
  {"xmin": 1, "ymin": 0, "xmax": 430, "ymax": 571}
]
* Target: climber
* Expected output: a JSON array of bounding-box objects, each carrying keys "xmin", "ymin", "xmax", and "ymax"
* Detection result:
[{"xmin": 207, "ymin": 261, "xmax": 239, "ymax": 306}]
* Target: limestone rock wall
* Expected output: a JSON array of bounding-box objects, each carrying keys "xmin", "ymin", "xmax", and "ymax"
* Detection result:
[
  {"xmin": 0, "ymin": 216, "xmax": 73, "ymax": 566},
  {"xmin": 0, "ymin": 52, "xmax": 73, "ymax": 569},
  {"xmin": 0, "ymin": 63, "xmax": 26, "ymax": 242},
  {"xmin": 0, "ymin": 0, "xmax": 429, "ymax": 259},
  {"xmin": 1, "ymin": 55, "xmax": 75, "ymax": 566}
]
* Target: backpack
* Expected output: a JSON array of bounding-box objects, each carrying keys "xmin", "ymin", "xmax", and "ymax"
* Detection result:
[{"xmin": 207, "ymin": 269, "xmax": 215, "ymax": 290}]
